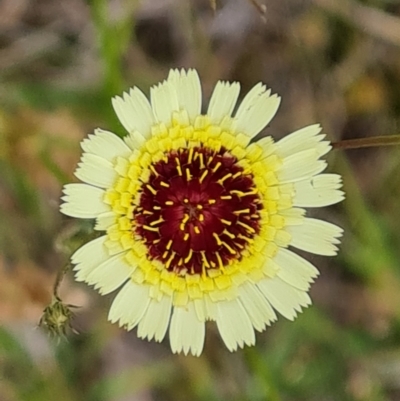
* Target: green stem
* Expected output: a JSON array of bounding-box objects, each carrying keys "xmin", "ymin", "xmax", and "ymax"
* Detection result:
[
  {"xmin": 53, "ymin": 264, "xmax": 71, "ymax": 297},
  {"xmin": 332, "ymin": 135, "xmax": 400, "ymax": 150}
]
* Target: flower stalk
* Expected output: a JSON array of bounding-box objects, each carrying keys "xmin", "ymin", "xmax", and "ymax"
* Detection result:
[{"xmin": 332, "ymin": 135, "xmax": 400, "ymax": 150}]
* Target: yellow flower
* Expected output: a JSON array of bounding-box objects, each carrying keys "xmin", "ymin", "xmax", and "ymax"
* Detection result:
[{"xmin": 61, "ymin": 69, "xmax": 344, "ymax": 356}]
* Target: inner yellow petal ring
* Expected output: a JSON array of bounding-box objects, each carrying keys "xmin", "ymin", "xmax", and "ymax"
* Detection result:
[{"xmin": 102, "ymin": 113, "xmax": 292, "ymax": 306}]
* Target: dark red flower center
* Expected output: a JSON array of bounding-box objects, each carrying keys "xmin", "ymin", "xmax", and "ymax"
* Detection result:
[{"xmin": 133, "ymin": 146, "xmax": 262, "ymax": 275}]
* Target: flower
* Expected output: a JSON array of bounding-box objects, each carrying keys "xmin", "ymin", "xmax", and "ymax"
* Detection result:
[{"xmin": 60, "ymin": 69, "xmax": 344, "ymax": 356}]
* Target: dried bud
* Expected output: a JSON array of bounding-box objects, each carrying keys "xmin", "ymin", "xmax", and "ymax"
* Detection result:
[{"xmin": 39, "ymin": 296, "xmax": 77, "ymax": 338}]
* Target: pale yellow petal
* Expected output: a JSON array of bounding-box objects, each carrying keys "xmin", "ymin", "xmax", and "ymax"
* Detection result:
[
  {"xmin": 137, "ymin": 296, "xmax": 172, "ymax": 342},
  {"xmin": 234, "ymin": 83, "xmax": 281, "ymax": 137},
  {"xmin": 108, "ymin": 281, "xmax": 150, "ymax": 329},
  {"xmin": 274, "ymin": 248, "xmax": 319, "ymax": 291},
  {"xmin": 72, "ymin": 236, "xmax": 110, "ymax": 282},
  {"xmin": 81, "ymin": 128, "xmax": 131, "ymax": 162},
  {"xmin": 207, "ymin": 81, "xmax": 240, "ymax": 125},
  {"xmin": 277, "ymin": 149, "xmax": 327, "ymax": 183},
  {"xmin": 216, "ymin": 299, "xmax": 255, "ymax": 351},
  {"xmin": 287, "ymin": 218, "xmax": 343, "ymax": 256},
  {"xmin": 238, "ymin": 282, "xmax": 277, "ymax": 332},
  {"xmin": 86, "ymin": 253, "xmax": 132, "ymax": 295},
  {"xmin": 150, "ymin": 80, "xmax": 179, "ymax": 125},
  {"xmin": 257, "ymin": 276, "xmax": 312, "ymax": 320},
  {"xmin": 61, "ymin": 183, "xmax": 109, "ymax": 218},
  {"xmin": 170, "ymin": 302, "xmax": 205, "ymax": 356},
  {"xmin": 75, "ymin": 153, "xmax": 117, "ymax": 188},
  {"xmin": 274, "ymin": 124, "xmax": 331, "ymax": 158},
  {"xmin": 124, "ymin": 131, "xmax": 146, "ymax": 150},
  {"xmin": 293, "ymin": 174, "xmax": 345, "ymax": 207},
  {"xmin": 112, "ymin": 87, "xmax": 155, "ymax": 137},
  {"xmin": 95, "ymin": 211, "xmax": 118, "ymax": 231},
  {"xmin": 168, "ymin": 69, "xmax": 202, "ymax": 121}
]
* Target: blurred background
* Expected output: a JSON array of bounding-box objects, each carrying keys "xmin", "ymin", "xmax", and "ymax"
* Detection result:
[{"xmin": 1, "ymin": 0, "xmax": 400, "ymax": 400}]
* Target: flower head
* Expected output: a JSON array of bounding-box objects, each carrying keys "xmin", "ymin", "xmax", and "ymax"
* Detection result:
[{"xmin": 61, "ymin": 69, "xmax": 344, "ymax": 356}]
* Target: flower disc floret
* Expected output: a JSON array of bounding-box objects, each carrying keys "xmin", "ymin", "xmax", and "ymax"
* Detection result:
[{"xmin": 133, "ymin": 144, "xmax": 262, "ymax": 275}]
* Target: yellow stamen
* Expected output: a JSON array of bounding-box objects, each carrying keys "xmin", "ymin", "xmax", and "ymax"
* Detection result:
[
  {"xmin": 241, "ymin": 189, "xmax": 258, "ymax": 196},
  {"xmin": 180, "ymin": 218, "xmax": 189, "ymax": 231},
  {"xmin": 166, "ymin": 239, "xmax": 173, "ymax": 250},
  {"xmin": 186, "ymin": 168, "xmax": 192, "ymax": 181},
  {"xmin": 194, "ymin": 226, "xmax": 200, "ymax": 234},
  {"xmin": 175, "ymin": 157, "xmax": 182, "ymax": 176},
  {"xmin": 218, "ymin": 173, "xmax": 232, "ymax": 184},
  {"xmin": 150, "ymin": 165, "xmax": 159, "ymax": 176},
  {"xmin": 184, "ymin": 198, "xmax": 189, "ymax": 204},
  {"xmin": 223, "ymin": 229, "xmax": 235, "ymax": 239},
  {"xmin": 199, "ymin": 213, "xmax": 204, "ymax": 222},
  {"xmin": 150, "ymin": 217, "xmax": 164, "ymax": 226},
  {"xmin": 196, "ymin": 204, "xmax": 203, "ymax": 210},
  {"xmin": 143, "ymin": 225, "xmax": 158, "ymax": 232},
  {"xmin": 162, "ymin": 251, "xmax": 168, "ymax": 259},
  {"xmin": 208, "ymin": 199, "xmax": 216, "ymax": 205},
  {"xmin": 143, "ymin": 210, "xmax": 153, "ymax": 215},
  {"xmin": 165, "ymin": 201, "xmax": 174, "ymax": 206},
  {"xmin": 166, "ymin": 253, "xmax": 175, "ymax": 269},
  {"xmin": 146, "ymin": 185, "xmax": 157, "ymax": 195},
  {"xmin": 237, "ymin": 221, "xmax": 256, "ymax": 233},
  {"xmin": 220, "ymin": 218, "xmax": 232, "ymax": 226},
  {"xmin": 213, "ymin": 232, "xmax": 222, "ymax": 245},
  {"xmin": 220, "ymin": 195, "xmax": 232, "ymax": 200},
  {"xmin": 188, "ymin": 147, "xmax": 194, "ymax": 164},
  {"xmin": 153, "ymin": 206, "xmax": 161, "ymax": 210},
  {"xmin": 199, "ymin": 153, "xmax": 205, "ymax": 169},
  {"xmin": 183, "ymin": 233, "xmax": 190, "ymax": 241},
  {"xmin": 238, "ymin": 233, "xmax": 254, "ymax": 243},
  {"xmin": 215, "ymin": 252, "xmax": 224, "ymax": 270},
  {"xmin": 160, "ymin": 181, "xmax": 170, "ymax": 188},
  {"xmin": 184, "ymin": 249, "xmax": 193, "ymax": 264},
  {"xmin": 212, "ymin": 162, "xmax": 221, "ymax": 172},
  {"xmin": 232, "ymin": 171, "xmax": 242, "ymax": 179},
  {"xmin": 222, "ymin": 241, "xmax": 236, "ymax": 255},
  {"xmin": 233, "ymin": 209, "xmax": 250, "ymax": 215},
  {"xmin": 200, "ymin": 251, "xmax": 210, "ymax": 268},
  {"xmin": 230, "ymin": 190, "xmax": 245, "ymax": 197},
  {"xmin": 199, "ymin": 170, "xmax": 208, "ymax": 183}
]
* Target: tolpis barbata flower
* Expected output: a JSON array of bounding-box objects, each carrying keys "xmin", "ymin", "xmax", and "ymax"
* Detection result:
[{"xmin": 60, "ymin": 69, "xmax": 344, "ymax": 356}]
